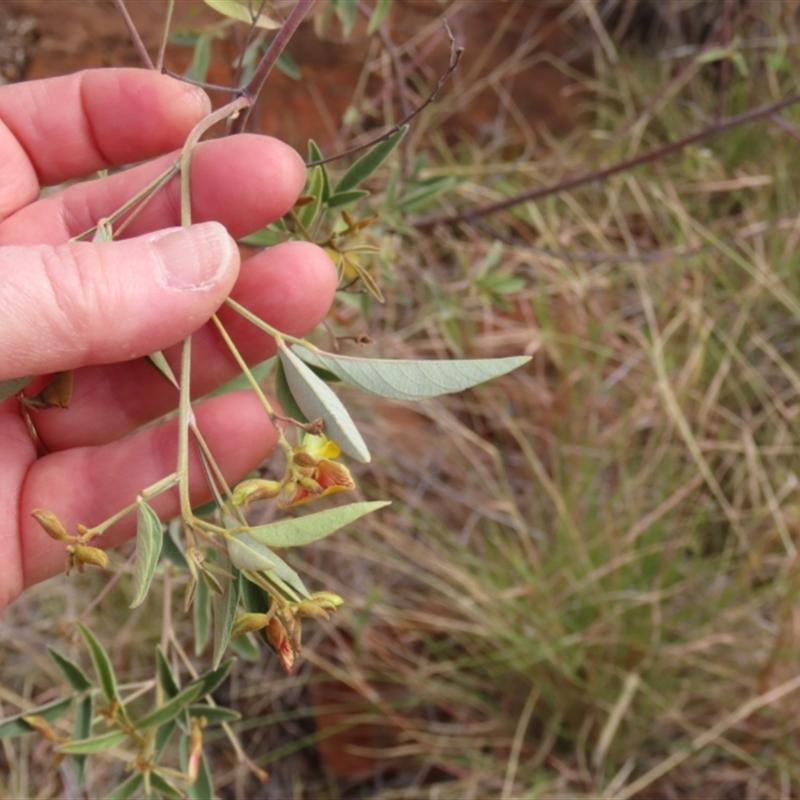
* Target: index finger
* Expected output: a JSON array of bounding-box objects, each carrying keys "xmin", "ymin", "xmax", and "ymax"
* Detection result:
[{"xmin": 0, "ymin": 69, "xmax": 211, "ymax": 219}]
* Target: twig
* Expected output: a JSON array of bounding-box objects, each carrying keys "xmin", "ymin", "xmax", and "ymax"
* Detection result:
[
  {"xmin": 160, "ymin": 69, "xmax": 242, "ymax": 94},
  {"xmin": 112, "ymin": 0, "xmax": 154, "ymax": 70},
  {"xmin": 231, "ymin": 0, "xmax": 315, "ymax": 133},
  {"xmin": 412, "ymin": 89, "xmax": 800, "ymax": 230},
  {"xmin": 306, "ymin": 22, "xmax": 463, "ymax": 168},
  {"xmin": 156, "ymin": 0, "xmax": 175, "ymax": 72}
]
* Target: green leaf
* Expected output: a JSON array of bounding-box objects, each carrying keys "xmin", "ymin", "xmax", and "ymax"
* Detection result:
[
  {"xmin": 367, "ymin": 0, "xmax": 391, "ymax": 34},
  {"xmin": 0, "ymin": 376, "xmax": 31, "ymax": 401},
  {"xmin": 334, "ymin": 126, "xmax": 408, "ymax": 194},
  {"xmin": 247, "ymin": 501, "xmax": 390, "ymax": 548},
  {"xmin": 193, "ymin": 575, "xmax": 211, "ymax": 657},
  {"xmin": 275, "ymin": 358, "xmax": 308, "ymax": 423},
  {"xmin": 154, "ymin": 719, "xmax": 177, "ymax": 759},
  {"xmin": 264, "ymin": 548, "xmax": 311, "ymax": 599},
  {"xmin": 162, "ymin": 524, "xmax": 188, "ymax": 569},
  {"xmin": 326, "ymin": 189, "xmax": 370, "ymax": 209},
  {"xmin": 77, "ymin": 623, "xmax": 118, "ymax": 703},
  {"xmin": 307, "ymin": 140, "xmax": 331, "ymax": 202},
  {"xmin": 130, "ymin": 501, "xmax": 164, "ymax": 608},
  {"xmin": 135, "ymin": 683, "xmax": 205, "ymax": 731},
  {"xmin": 145, "ymin": 351, "xmax": 179, "ymax": 389},
  {"xmin": 58, "ymin": 729, "xmax": 126, "ymax": 755},
  {"xmin": 107, "ymin": 772, "xmax": 145, "ymax": 800},
  {"xmin": 294, "ymin": 347, "xmax": 532, "ymax": 401},
  {"xmin": 0, "ymin": 697, "xmax": 72, "ymax": 739},
  {"xmin": 297, "ymin": 165, "xmax": 324, "ymax": 231},
  {"xmin": 156, "ymin": 647, "xmax": 181, "ymax": 699},
  {"xmin": 47, "ymin": 648, "xmax": 93, "ymax": 692},
  {"xmin": 395, "ymin": 175, "xmax": 459, "ymax": 211},
  {"xmin": 71, "ymin": 695, "xmax": 93, "ymax": 785},
  {"xmin": 202, "ymin": 0, "xmax": 281, "ymax": 28},
  {"xmin": 186, "ymin": 659, "xmax": 234, "ymax": 699},
  {"xmin": 230, "ymin": 632, "xmax": 261, "ymax": 661},
  {"xmin": 278, "ymin": 340, "xmax": 370, "ymax": 462},
  {"xmin": 188, "ymin": 705, "xmax": 242, "ymax": 725},
  {"xmin": 184, "ymin": 33, "xmax": 211, "ymax": 83},
  {"xmin": 211, "ymin": 555, "xmax": 240, "ymax": 669},
  {"xmin": 227, "ymin": 532, "xmax": 276, "ymax": 572},
  {"xmin": 184, "ymin": 745, "xmax": 214, "ymax": 800},
  {"xmin": 149, "ymin": 771, "xmax": 184, "ymax": 799},
  {"xmin": 277, "ymin": 49, "xmax": 302, "ymax": 80}
]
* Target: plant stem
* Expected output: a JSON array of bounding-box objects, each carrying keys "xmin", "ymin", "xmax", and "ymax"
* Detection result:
[
  {"xmin": 177, "ymin": 337, "xmax": 193, "ymax": 521},
  {"xmin": 156, "ymin": 0, "xmax": 175, "ymax": 72},
  {"xmin": 113, "ymin": 0, "xmax": 154, "ymax": 69},
  {"xmin": 412, "ymin": 89, "xmax": 800, "ymax": 230},
  {"xmin": 231, "ymin": 0, "xmax": 315, "ymax": 133}
]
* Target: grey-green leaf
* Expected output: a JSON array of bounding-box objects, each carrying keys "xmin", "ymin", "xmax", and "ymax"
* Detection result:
[
  {"xmin": 327, "ymin": 189, "xmax": 370, "ymax": 209},
  {"xmin": 71, "ymin": 695, "xmax": 93, "ymax": 785},
  {"xmin": 227, "ymin": 532, "xmax": 276, "ymax": 573},
  {"xmin": 186, "ymin": 659, "xmax": 234, "ymax": 699},
  {"xmin": 135, "ymin": 683, "xmax": 204, "ymax": 731},
  {"xmin": 294, "ymin": 347, "xmax": 532, "ymax": 401},
  {"xmin": 307, "ymin": 139, "xmax": 331, "ymax": 202},
  {"xmin": 211, "ymin": 555, "xmax": 240, "ymax": 669},
  {"xmin": 193, "ymin": 575, "xmax": 211, "ymax": 656},
  {"xmin": 156, "ymin": 647, "xmax": 181, "ymax": 699},
  {"xmin": 77, "ymin": 623, "xmax": 117, "ymax": 703},
  {"xmin": 58, "ymin": 729, "xmax": 126, "ymax": 755},
  {"xmin": 0, "ymin": 697, "xmax": 72, "ymax": 739},
  {"xmin": 278, "ymin": 340, "xmax": 370, "ymax": 462},
  {"xmin": 0, "ymin": 376, "xmax": 31, "ymax": 401},
  {"xmin": 107, "ymin": 771, "xmax": 145, "ymax": 800},
  {"xmin": 297, "ymin": 165, "xmax": 324, "ymax": 231},
  {"xmin": 188, "ymin": 705, "xmax": 242, "ymax": 725},
  {"xmin": 274, "ymin": 358, "xmax": 308, "ymax": 423},
  {"xmin": 130, "ymin": 501, "xmax": 164, "ymax": 608},
  {"xmin": 48, "ymin": 648, "xmax": 93, "ymax": 692},
  {"xmin": 148, "ymin": 772, "xmax": 184, "ymax": 799},
  {"xmin": 264, "ymin": 548, "xmax": 311, "ymax": 599},
  {"xmin": 334, "ymin": 126, "xmax": 408, "ymax": 194},
  {"xmin": 247, "ymin": 501, "xmax": 390, "ymax": 548}
]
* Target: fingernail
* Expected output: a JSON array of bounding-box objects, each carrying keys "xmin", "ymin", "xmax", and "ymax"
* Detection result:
[{"xmin": 149, "ymin": 223, "xmax": 233, "ymax": 290}]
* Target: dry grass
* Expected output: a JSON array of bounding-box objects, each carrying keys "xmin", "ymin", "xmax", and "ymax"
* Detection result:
[{"xmin": 5, "ymin": 1, "xmax": 800, "ymax": 798}]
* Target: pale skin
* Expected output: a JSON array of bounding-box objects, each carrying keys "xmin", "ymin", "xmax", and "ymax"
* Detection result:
[{"xmin": 0, "ymin": 69, "xmax": 338, "ymax": 612}]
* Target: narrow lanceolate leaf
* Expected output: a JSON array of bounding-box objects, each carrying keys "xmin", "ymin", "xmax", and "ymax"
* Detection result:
[
  {"xmin": 227, "ymin": 532, "xmax": 276, "ymax": 572},
  {"xmin": 145, "ymin": 351, "xmax": 179, "ymax": 389},
  {"xmin": 47, "ymin": 648, "xmax": 93, "ymax": 692},
  {"xmin": 307, "ymin": 140, "xmax": 331, "ymax": 202},
  {"xmin": 107, "ymin": 771, "xmax": 145, "ymax": 800},
  {"xmin": 71, "ymin": 695, "xmax": 93, "ymax": 785},
  {"xmin": 148, "ymin": 772, "xmax": 184, "ymax": 799},
  {"xmin": 188, "ymin": 705, "xmax": 242, "ymax": 725},
  {"xmin": 0, "ymin": 697, "xmax": 72, "ymax": 739},
  {"xmin": 135, "ymin": 683, "xmax": 205, "ymax": 731},
  {"xmin": 0, "ymin": 376, "xmax": 31, "ymax": 401},
  {"xmin": 57, "ymin": 729, "xmax": 126, "ymax": 755},
  {"xmin": 294, "ymin": 347, "xmax": 532, "ymax": 401},
  {"xmin": 186, "ymin": 659, "xmax": 234, "ymax": 699},
  {"xmin": 130, "ymin": 501, "xmax": 164, "ymax": 608},
  {"xmin": 77, "ymin": 623, "xmax": 118, "ymax": 703},
  {"xmin": 247, "ymin": 501, "xmax": 390, "ymax": 548},
  {"xmin": 326, "ymin": 189, "xmax": 370, "ymax": 209},
  {"xmin": 202, "ymin": 0, "xmax": 281, "ymax": 28},
  {"xmin": 334, "ymin": 126, "xmax": 408, "ymax": 194},
  {"xmin": 211, "ymin": 554, "xmax": 240, "ymax": 669},
  {"xmin": 156, "ymin": 647, "xmax": 181, "ymax": 699},
  {"xmin": 193, "ymin": 575, "xmax": 211, "ymax": 657},
  {"xmin": 184, "ymin": 747, "xmax": 214, "ymax": 800},
  {"xmin": 297, "ymin": 165, "xmax": 324, "ymax": 231},
  {"xmin": 278, "ymin": 340, "xmax": 370, "ymax": 463}
]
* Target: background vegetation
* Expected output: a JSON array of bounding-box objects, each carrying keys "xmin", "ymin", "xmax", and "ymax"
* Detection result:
[{"xmin": 4, "ymin": 0, "xmax": 800, "ymax": 797}]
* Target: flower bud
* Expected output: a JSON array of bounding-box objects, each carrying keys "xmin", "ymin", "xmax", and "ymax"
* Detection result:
[
  {"xmin": 232, "ymin": 478, "xmax": 282, "ymax": 506},
  {"xmin": 231, "ymin": 612, "xmax": 270, "ymax": 639},
  {"xmin": 66, "ymin": 544, "xmax": 109, "ymax": 575},
  {"xmin": 31, "ymin": 509, "xmax": 70, "ymax": 542}
]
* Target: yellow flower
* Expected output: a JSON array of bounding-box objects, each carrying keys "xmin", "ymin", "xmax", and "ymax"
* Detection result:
[{"xmin": 278, "ymin": 434, "xmax": 355, "ymax": 508}]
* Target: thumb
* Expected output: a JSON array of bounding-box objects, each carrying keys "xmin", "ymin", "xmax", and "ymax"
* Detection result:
[{"xmin": 0, "ymin": 222, "xmax": 239, "ymax": 381}]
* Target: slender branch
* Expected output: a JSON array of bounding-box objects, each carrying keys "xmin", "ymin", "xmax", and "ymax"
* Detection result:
[
  {"xmin": 231, "ymin": 0, "xmax": 315, "ymax": 133},
  {"xmin": 112, "ymin": 0, "xmax": 154, "ymax": 70},
  {"xmin": 411, "ymin": 89, "xmax": 800, "ymax": 230},
  {"xmin": 306, "ymin": 22, "xmax": 463, "ymax": 168},
  {"xmin": 156, "ymin": 0, "xmax": 175, "ymax": 72}
]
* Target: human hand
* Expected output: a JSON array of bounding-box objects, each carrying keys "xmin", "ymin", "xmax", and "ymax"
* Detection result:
[{"xmin": 0, "ymin": 69, "xmax": 337, "ymax": 611}]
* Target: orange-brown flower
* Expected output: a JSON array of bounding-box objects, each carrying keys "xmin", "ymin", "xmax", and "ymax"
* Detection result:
[{"xmin": 278, "ymin": 435, "xmax": 355, "ymax": 508}]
